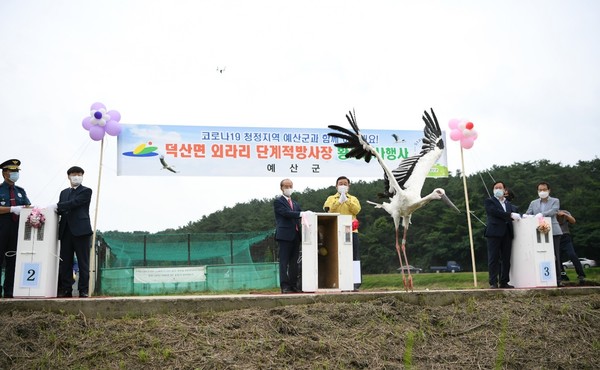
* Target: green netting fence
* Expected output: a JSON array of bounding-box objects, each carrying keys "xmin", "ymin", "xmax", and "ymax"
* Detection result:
[{"xmin": 98, "ymin": 230, "xmax": 278, "ymax": 296}]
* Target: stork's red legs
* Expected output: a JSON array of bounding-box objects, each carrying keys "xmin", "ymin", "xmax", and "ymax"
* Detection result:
[
  {"xmin": 395, "ymin": 226, "xmax": 413, "ymax": 292},
  {"xmin": 401, "ymin": 226, "xmax": 413, "ymax": 291}
]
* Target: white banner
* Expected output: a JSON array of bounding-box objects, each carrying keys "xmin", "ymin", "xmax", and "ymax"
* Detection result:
[{"xmin": 117, "ymin": 124, "xmax": 448, "ymax": 177}]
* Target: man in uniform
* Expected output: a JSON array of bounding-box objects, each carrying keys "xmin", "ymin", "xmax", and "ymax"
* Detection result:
[{"xmin": 0, "ymin": 159, "xmax": 31, "ymax": 298}]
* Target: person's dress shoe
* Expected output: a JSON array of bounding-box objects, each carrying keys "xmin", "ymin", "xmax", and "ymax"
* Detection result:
[
  {"xmin": 499, "ymin": 283, "xmax": 514, "ymax": 289},
  {"xmin": 281, "ymin": 288, "xmax": 294, "ymax": 294},
  {"xmin": 489, "ymin": 284, "xmax": 498, "ymax": 289},
  {"xmin": 79, "ymin": 293, "xmax": 89, "ymax": 298},
  {"xmin": 57, "ymin": 291, "xmax": 72, "ymax": 298}
]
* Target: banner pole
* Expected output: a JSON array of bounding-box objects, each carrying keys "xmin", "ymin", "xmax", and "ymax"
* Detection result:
[{"xmin": 461, "ymin": 147, "xmax": 478, "ymax": 287}]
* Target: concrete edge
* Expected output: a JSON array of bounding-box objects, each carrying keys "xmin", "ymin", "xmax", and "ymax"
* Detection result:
[{"xmin": 1, "ymin": 287, "xmax": 598, "ymax": 319}]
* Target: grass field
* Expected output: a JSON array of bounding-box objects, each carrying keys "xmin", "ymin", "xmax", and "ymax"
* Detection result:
[{"xmin": 360, "ymin": 267, "xmax": 600, "ymax": 290}]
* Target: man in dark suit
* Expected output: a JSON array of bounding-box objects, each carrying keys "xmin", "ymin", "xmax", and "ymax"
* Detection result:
[
  {"xmin": 484, "ymin": 181, "xmax": 520, "ymax": 289},
  {"xmin": 56, "ymin": 166, "xmax": 93, "ymax": 298},
  {"xmin": 274, "ymin": 178, "xmax": 306, "ymax": 294}
]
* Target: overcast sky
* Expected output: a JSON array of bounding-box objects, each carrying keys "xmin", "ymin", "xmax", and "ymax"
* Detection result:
[{"xmin": 1, "ymin": 0, "xmax": 598, "ymax": 233}]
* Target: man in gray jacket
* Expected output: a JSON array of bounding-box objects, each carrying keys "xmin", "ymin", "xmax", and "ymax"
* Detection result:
[{"xmin": 525, "ymin": 181, "xmax": 562, "ymax": 287}]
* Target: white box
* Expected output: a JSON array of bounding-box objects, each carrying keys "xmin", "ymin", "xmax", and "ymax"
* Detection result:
[
  {"xmin": 13, "ymin": 208, "xmax": 60, "ymax": 298},
  {"xmin": 301, "ymin": 213, "xmax": 353, "ymax": 292},
  {"xmin": 510, "ymin": 217, "xmax": 556, "ymax": 288}
]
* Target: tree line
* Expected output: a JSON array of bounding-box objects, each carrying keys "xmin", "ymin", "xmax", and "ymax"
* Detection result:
[{"xmin": 102, "ymin": 158, "xmax": 600, "ymax": 274}]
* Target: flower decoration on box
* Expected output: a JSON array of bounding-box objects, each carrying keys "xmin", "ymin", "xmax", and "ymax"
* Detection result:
[
  {"xmin": 536, "ymin": 215, "xmax": 551, "ymax": 234},
  {"xmin": 26, "ymin": 208, "xmax": 46, "ymax": 229},
  {"xmin": 81, "ymin": 102, "xmax": 122, "ymax": 141}
]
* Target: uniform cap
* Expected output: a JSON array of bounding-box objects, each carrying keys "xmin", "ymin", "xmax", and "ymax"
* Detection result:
[{"xmin": 0, "ymin": 159, "xmax": 21, "ymax": 170}]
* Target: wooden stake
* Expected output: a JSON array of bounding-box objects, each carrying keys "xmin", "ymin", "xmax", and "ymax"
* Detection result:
[
  {"xmin": 461, "ymin": 147, "xmax": 478, "ymax": 287},
  {"xmin": 89, "ymin": 138, "xmax": 104, "ymax": 296}
]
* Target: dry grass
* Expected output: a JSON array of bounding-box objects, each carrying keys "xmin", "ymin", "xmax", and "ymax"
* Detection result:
[{"xmin": 0, "ymin": 292, "xmax": 599, "ymax": 369}]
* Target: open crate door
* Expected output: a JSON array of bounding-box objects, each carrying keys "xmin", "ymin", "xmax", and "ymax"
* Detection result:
[{"xmin": 301, "ymin": 213, "xmax": 353, "ymax": 292}]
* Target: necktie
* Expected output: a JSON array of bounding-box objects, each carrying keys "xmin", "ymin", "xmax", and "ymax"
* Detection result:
[
  {"xmin": 9, "ymin": 185, "xmax": 17, "ymax": 222},
  {"xmin": 288, "ymin": 198, "xmax": 298, "ymax": 231}
]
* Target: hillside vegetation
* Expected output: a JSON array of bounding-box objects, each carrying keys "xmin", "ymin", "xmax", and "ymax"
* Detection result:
[{"xmin": 101, "ymin": 159, "xmax": 600, "ymax": 274}]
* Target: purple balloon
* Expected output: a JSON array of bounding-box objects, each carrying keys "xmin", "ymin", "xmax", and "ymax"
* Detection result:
[
  {"xmin": 107, "ymin": 110, "xmax": 121, "ymax": 122},
  {"xmin": 90, "ymin": 102, "xmax": 106, "ymax": 111},
  {"xmin": 89, "ymin": 125, "xmax": 105, "ymax": 141},
  {"xmin": 82, "ymin": 117, "xmax": 93, "ymax": 130},
  {"xmin": 105, "ymin": 120, "xmax": 122, "ymax": 136}
]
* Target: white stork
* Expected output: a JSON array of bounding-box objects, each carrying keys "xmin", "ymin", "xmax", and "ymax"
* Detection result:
[
  {"xmin": 328, "ymin": 109, "xmax": 460, "ymax": 291},
  {"xmin": 159, "ymin": 155, "xmax": 179, "ymax": 173}
]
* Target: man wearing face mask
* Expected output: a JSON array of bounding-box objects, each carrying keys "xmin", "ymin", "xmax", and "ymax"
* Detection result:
[
  {"xmin": 484, "ymin": 181, "xmax": 520, "ymax": 289},
  {"xmin": 54, "ymin": 166, "xmax": 93, "ymax": 298},
  {"xmin": 274, "ymin": 178, "xmax": 307, "ymax": 293},
  {"xmin": 323, "ymin": 176, "xmax": 362, "ymax": 290},
  {"xmin": 0, "ymin": 159, "xmax": 31, "ymax": 298},
  {"xmin": 525, "ymin": 181, "xmax": 563, "ymax": 287}
]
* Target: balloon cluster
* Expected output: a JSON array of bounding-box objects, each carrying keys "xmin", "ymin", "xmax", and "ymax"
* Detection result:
[
  {"xmin": 82, "ymin": 102, "xmax": 122, "ymax": 141},
  {"xmin": 448, "ymin": 119, "xmax": 478, "ymax": 149}
]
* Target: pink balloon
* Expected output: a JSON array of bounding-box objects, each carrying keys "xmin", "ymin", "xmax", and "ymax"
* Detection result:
[
  {"xmin": 450, "ymin": 130, "xmax": 463, "ymax": 141},
  {"xmin": 471, "ymin": 130, "xmax": 478, "ymax": 140},
  {"xmin": 90, "ymin": 102, "xmax": 106, "ymax": 111},
  {"xmin": 89, "ymin": 125, "xmax": 105, "ymax": 141},
  {"xmin": 448, "ymin": 119, "xmax": 460, "ymax": 129},
  {"xmin": 461, "ymin": 137, "xmax": 474, "ymax": 149},
  {"xmin": 82, "ymin": 117, "xmax": 92, "ymax": 130},
  {"xmin": 107, "ymin": 110, "xmax": 121, "ymax": 122},
  {"xmin": 105, "ymin": 120, "xmax": 122, "ymax": 136}
]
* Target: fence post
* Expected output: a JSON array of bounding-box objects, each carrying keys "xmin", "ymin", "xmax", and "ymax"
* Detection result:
[
  {"xmin": 230, "ymin": 233, "xmax": 234, "ymax": 264},
  {"xmin": 187, "ymin": 233, "xmax": 191, "ymax": 265}
]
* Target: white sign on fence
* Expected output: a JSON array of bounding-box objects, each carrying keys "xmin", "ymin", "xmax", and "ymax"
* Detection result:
[{"xmin": 134, "ymin": 266, "xmax": 207, "ymax": 284}]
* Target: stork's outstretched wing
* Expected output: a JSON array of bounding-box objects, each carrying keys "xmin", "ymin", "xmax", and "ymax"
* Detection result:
[
  {"xmin": 385, "ymin": 108, "xmax": 444, "ymax": 196},
  {"xmin": 420, "ymin": 109, "xmax": 444, "ymax": 155},
  {"xmin": 327, "ymin": 110, "xmax": 374, "ymax": 163},
  {"xmin": 328, "ymin": 110, "xmax": 404, "ymax": 196},
  {"xmin": 329, "ymin": 108, "xmax": 444, "ymax": 198}
]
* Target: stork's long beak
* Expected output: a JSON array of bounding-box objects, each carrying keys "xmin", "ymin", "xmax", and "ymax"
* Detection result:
[{"xmin": 441, "ymin": 194, "xmax": 461, "ymax": 213}]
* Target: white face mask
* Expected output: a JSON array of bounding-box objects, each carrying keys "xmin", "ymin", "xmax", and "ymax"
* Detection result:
[
  {"xmin": 538, "ymin": 191, "xmax": 549, "ymax": 199},
  {"xmin": 493, "ymin": 189, "xmax": 504, "ymax": 198},
  {"xmin": 70, "ymin": 175, "xmax": 83, "ymax": 187},
  {"xmin": 8, "ymin": 172, "xmax": 19, "ymax": 183},
  {"xmin": 283, "ymin": 188, "xmax": 293, "ymax": 197},
  {"xmin": 337, "ymin": 185, "xmax": 348, "ymax": 194}
]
